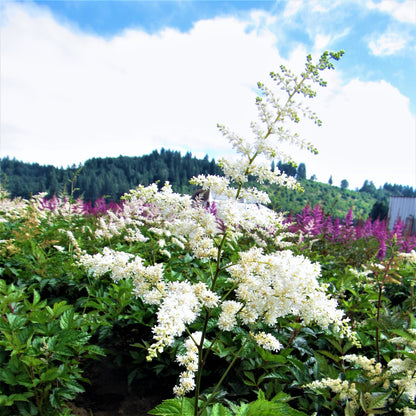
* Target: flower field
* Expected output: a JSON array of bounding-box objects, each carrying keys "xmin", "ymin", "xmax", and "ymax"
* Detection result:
[{"xmin": 1, "ymin": 51, "xmax": 416, "ymax": 416}]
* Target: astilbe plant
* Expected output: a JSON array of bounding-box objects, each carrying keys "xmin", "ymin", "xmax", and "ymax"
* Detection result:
[
  {"xmin": 76, "ymin": 51, "xmax": 352, "ymax": 416},
  {"xmin": 289, "ymin": 203, "xmax": 416, "ymax": 261}
]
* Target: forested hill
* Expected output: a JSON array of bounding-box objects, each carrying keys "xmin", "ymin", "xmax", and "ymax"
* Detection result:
[
  {"xmin": 0, "ymin": 149, "xmax": 222, "ymax": 201},
  {"xmin": 1, "ymin": 149, "xmax": 415, "ymax": 219}
]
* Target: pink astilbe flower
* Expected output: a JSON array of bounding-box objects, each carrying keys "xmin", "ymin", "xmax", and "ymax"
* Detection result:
[
  {"xmin": 289, "ymin": 204, "xmax": 415, "ymax": 259},
  {"xmin": 341, "ymin": 208, "xmax": 356, "ymax": 242}
]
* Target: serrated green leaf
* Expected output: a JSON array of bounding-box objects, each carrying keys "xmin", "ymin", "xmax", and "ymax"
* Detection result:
[
  {"xmin": 234, "ymin": 403, "xmax": 250, "ymax": 416},
  {"xmin": 246, "ymin": 399, "xmax": 307, "ymax": 416},
  {"xmin": 16, "ymin": 400, "xmax": 38, "ymax": 415},
  {"xmin": 148, "ymin": 398, "xmax": 195, "ymax": 416},
  {"xmin": 209, "ymin": 403, "xmax": 233, "ymax": 416},
  {"xmin": 257, "ymin": 348, "xmax": 287, "ymax": 363},
  {"xmin": 6, "ymin": 313, "xmax": 27, "ymax": 330},
  {"xmin": 367, "ymin": 392, "xmax": 391, "ymax": 411},
  {"xmin": 64, "ymin": 380, "xmax": 85, "ymax": 394},
  {"xmin": 271, "ymin": 391, "xmax": 292, "ymax": 403},
  {"xmin": 59, "ymin": 308, "xmax": 75, "ymax": 330},
  {"xmin": 85, "ymin": 344, "xmax": 105, "ymax": 357},
  {"xmin": 40, "ymin": 364, "xmax": 64, "ymax": 382},
  {"xmin": 244, "ymin": 371, "xmax": 256, "ymax": 384},
  {"xmin": 0, "ymin": 392, "xmax": 34, "ymax": 406},
  {"xmin": 52, "ymin": 301, "xmax": 71, "ymax": 317},
  {"xmin": 0, "ymin": 369, "xmax": 17, "ymax": 385},
  {"xmin": 32, "ymin": 289, "xmax": 41, "ymax": 306}
]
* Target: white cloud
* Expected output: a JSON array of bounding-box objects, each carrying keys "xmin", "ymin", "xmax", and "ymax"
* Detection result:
[
  {"xmin": 367, "ymin": 0, "xmax": 416, "ymax": 24},
  {"xmin": 283, "ymin": 0, "xmax": 304, "ymax": 18},
  {"xmin": 295, "ymin": 78, "xmax": 416, "ymax": 189},
  {"xmin": 1, "ymin": 2, "xmax": 415, "ymax": 190},
  {"xmin": 369, "ymin": 32, "xmax": 407, "ymax": 55},
  {"xmin": 1, "ymin": 3, "xmax": 280, "ymax": 167},
  {"xmin": 313, "ymin": 33, "xmax": 332, "ymax": 51}
]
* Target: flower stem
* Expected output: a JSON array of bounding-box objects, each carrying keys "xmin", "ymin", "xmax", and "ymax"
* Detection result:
[{"xmin": 196, "ymin": 337, "xmax": 249, "ymax": 416}]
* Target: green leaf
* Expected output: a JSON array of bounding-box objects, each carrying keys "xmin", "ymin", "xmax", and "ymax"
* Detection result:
[
  {"xmin": 344, "ymin": 401, "xmax": 355, "ymax": 416},
  {"xmin": 271, "ymin": 392, "xmax": 292, "ymax": 403},
  {"xmin": 209, "ymin": 403, "xmax": 233, "ymax": 416},
  {"xmin": 40, "ymin": 365, "xmax": 64, "ymax": 382},
  {"xmin": 246, "ymin": 400, "xmax": 307, "ymax": 416},
  {"xmin": 52, "ymin": 301, "xmax": 71, "ymax": 317},
  {"xmin": 234, "ymin": 404, "xmax": 250, "ymax": 416},
  {"xmin": 59, "ymin": 308, "xmax": 75, "ymax": 330},
  {"xmin": 402, "ymin": 351, "xmax": 416, "ymax": 361},
  {"xmin": 257, "ymin": 348, "xmax": 287, "ymax": 363},
  {"xmin": 16, "ymin": 400, "xmax": 39, "ymax": 415},
  {"xmin": 0, "ymin": 392, "xmax": 34, "ymax": 406},
  {"xmin": 32, "ymin": 289, "xmax": 41, "ymax": 307},
  {"xmin": 243, "ymin": 371, "xmax": 256, "ymax": 385},
  {"xmin": 367, "ymin": 392, "xmax": 391, "ymax": 411},
  {"xmin": 148, "ymin": 398, "xmax": 195, "ymax": 416},
  {"xmin": 0, "ymin": 369, "xmax": 17, "ymax": 385},
  {"xmin": 64, "ymin": 380, "xmax": 85, "ymax": 394},
  {"xmin": 317, "ymin": 349, "xmax": 340, "ymax": 363},
  {"xmin": 6, "ymin": 313, "xmax": 27, "ymax": 331}
]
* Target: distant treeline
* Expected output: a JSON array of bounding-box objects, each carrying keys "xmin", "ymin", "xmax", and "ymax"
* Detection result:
[
  {"xmin": 0, "ymin": 150, "xmax": 311, "ymax": 201},
  {"xmin": 1, "ymin": 149, "xmax": 222, "ymax": 201},
  {"xmin": 1, "ymin": 149, "xmax": 415, "ymax": 218}
]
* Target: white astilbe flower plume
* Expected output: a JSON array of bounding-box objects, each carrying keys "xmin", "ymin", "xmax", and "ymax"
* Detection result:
[
  {"xmin": 226, "ymin": 247, "xmax": 345, "ymax": 330},
  {"xmin": 251, "ymin": 331, "xmax": 282, "ymax": 352},
  {"xmin": 343, "ymin": 354, "xmax": 384, "ymax": 385},
  {"xmin": 305, "ymin": 377, "xmax": 359, "ymax": 409},
  {"xmin": 173, "ymin": 332, "xmax": 202, "ymax": 397},
  {"xmin": 147, "ymin": 281, "xmax": 219, "ymax": 361},
  {"xmin": 388, "ymin": 357, "xmax": 416, "ymax": 404}
]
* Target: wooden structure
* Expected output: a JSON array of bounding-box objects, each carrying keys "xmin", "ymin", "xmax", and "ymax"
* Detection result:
[{"xmin": 388, "ymin": 197, "xmax": 416, "ymax": 235}]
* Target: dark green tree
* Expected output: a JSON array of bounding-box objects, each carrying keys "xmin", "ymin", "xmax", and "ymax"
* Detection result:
[
  {"xmin": 296, "ymin": 163, "xmax": 306, "ymax": 180},
  {"xmin": 370, "ymin": 200, "xmax": 389, "ymax": 221}
]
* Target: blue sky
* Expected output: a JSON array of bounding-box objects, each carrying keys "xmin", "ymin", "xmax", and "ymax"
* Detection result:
[{"xmin": 1, "ymin": 0, "xmax": 415, "ymax": 189}]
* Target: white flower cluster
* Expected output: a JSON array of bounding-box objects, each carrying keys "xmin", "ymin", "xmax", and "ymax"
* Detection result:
[
  {"xmin": 388, "ymin": 357, "xmax": 416, "ymax": 404},
  {"xmin": 79, "ymin": 248, "xmax": 221, "ymax": 361},
  {"xmin": 218, "ymin": 300, "xmax": 243, "ymax": 331},
  {"xmin": 147, "ymin": 281, "xmax": 219, "ymax": 361},
  {"xmin": 67, "ymin": 230, "xmax": 82, "ymax": 256},
  {"xmin": 190, "ymin": 175, "xmax": 237, "ymax": 200},
  {"xmin": 214, "ymin": 200, "xmax": 291, "ymax": 248},
  {"xmin": 223, "ymin": 247, "xmax": 345, "ymax": 330},
  {"xmin": 400, "ymin": 407, "xmax": 416, "ymax": 416},
  {"xmin": 218, "ymin": 157, "xmax": 300, "ymax": 191},
  {"xmin": 94, "ymin": 195, "xmax": 151, "ymax": 241},
  {"xmin": 400, "ymin": 250, "xmax": 416, "ymax": 264},
  {"xmin": 343, "ymin": 354, "xmax": 384, "ymax": 385},
  {"xmin": 78, "ymin": 247, "xmax": 165, "ymax": 302},
  {"xmin": 0, "ymin": 196, "xmax": 28, "ymax": 221},
  {"xmin": 390, "ymin": 329, "xmax": 416, "ymax": 350},
  {"xmin": 173, "ymin": 332, "xmax": 202, "ymax": 397},
  {"xmin": 305, "ymin": 377, "xmax": 359, "ymax": 407},
  {"xmin": 251, "ymin": 331, "xmax": 281, "ymax": 352}
]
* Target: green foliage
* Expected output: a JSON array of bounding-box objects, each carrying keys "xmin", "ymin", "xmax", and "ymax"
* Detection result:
[
  {"xmin": 148, "ymin": 392, "xmax": 307, "ymax": 416},
  {"xmin": 0, "ymin": 280, "xmax": 104, "ymax": 415}
]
